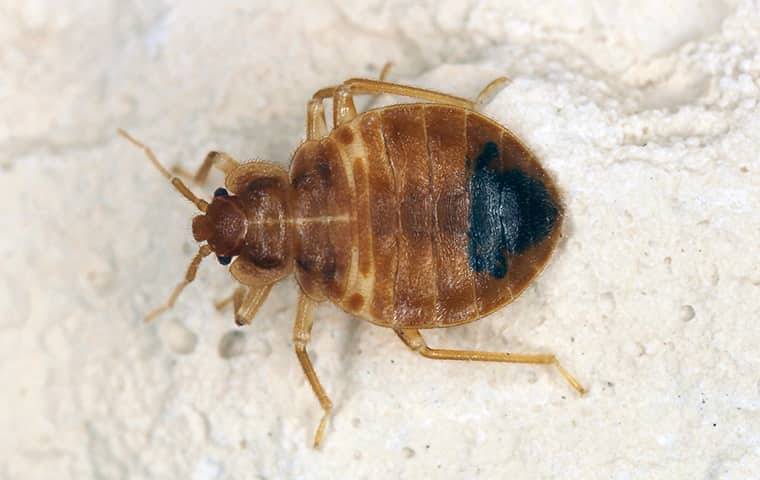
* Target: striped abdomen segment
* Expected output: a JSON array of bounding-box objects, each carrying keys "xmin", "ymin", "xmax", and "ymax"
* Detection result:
[{"xmin": 290, "ymin": 104, "xmax": 563, "ymax": 329}]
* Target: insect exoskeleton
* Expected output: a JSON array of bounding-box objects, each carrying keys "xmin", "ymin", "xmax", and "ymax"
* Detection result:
[{"xmin": 119, "ymin": 70, "xmax": 585, "ymax": 449}]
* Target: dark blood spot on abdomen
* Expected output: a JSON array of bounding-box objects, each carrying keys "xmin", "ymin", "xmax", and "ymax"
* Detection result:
[{"xmin": 468, "ymin": 142, "xmax": 558, "ymax": 278}]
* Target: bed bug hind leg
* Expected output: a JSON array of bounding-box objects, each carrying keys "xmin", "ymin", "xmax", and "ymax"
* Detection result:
[
  {"xmin": 293, "ymin": 294, "xmax": 333, "ymax": 448},
  {"xmin": 394, "ymin": 328, "xmax": 586, "ymax": 395}
]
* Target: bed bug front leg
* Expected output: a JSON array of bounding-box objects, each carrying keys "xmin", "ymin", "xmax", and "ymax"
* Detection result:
[
  {"xmin": 394, "ymin": 329, "xmax": 586, "ymax": 395},
  {"xmin": 215, "ymin": 284, "xmax": 273, "ymax": 326},
  {"xmin": 233, "ymin": 285, "xmax": 273, "ymax": 326},
  {"xmin": 189, "ymin": 151, "xmax": 239, "ymax": 185},
  {"xmin": 293, "ymin": 294, "xmax": 333, "ymax": 448},
  {"xmin": 171, "ymin": 151, "xmax": 240, "ymax": 186}
]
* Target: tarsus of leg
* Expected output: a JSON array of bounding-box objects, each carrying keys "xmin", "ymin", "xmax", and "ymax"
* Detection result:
[
  {"xmin": 117, "ymin": 129, "xmax": 208, "ymax": 213},
  {"xmin": 378, "ymin": 62, "xmax": 394, "ymax": 82},
  {"xmin": 475, "ymin": 76, "xmax": 511, "ymax": 106}
]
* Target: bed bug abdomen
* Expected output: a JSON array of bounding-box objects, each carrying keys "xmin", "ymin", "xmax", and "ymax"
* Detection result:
[{"xmin": 289, "ymin": 103, "xmax": 563, "ymax": 329}]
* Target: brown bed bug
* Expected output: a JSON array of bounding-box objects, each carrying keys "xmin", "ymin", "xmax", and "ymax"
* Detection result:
[{"xmin": 118, "ymin": 67, "xmax": 585, "ymax": 448}]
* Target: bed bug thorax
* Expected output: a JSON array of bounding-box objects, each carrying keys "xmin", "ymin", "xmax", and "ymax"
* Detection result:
[{"xmin": 118, "ymin": 67, "xmax": 585, "ymax": 449}]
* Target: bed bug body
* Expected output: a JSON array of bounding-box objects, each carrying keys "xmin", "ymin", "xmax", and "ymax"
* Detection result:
[{"xmin": 119, "ymin": 72, "xmax": 584, "ymax": 449}]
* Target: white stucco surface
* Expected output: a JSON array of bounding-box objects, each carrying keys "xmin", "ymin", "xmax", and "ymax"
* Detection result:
[{"xmin": 1, "ymin": 1, "xmax": 759, "ymax": 478}]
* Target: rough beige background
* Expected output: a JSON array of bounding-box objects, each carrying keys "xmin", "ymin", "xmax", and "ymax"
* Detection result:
[{"xmin": 1, "ymin": 1, "xmax": 759, "ymax": 478}]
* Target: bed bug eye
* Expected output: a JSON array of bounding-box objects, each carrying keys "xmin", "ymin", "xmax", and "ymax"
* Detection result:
[
  {"xmin": 214, "ymin": 187, "xmax": 229, "ymax": 197},
  {"xmin": 217, "ymin": 255, "xmax": 232, "ymax": 265}
]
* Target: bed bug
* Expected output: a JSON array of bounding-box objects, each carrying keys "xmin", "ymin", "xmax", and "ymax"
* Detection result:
[{"xmin": 118, "ymin": 67, "xmax": 585, "ymax": 448}]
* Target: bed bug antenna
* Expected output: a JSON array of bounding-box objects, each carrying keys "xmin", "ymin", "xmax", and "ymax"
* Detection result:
[
  {"xmin": 117, "ymin": 128, "xmax": 209, "ymax": 213},
  {"xmin": 117, "ymin": 129, "xmax": 214, "ymax": 322},
  {"xmin": 144, "ymin": 244, "xmax": 213, "ymax": 322}
]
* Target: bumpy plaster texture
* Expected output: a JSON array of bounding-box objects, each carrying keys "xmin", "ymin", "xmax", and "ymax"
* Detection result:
[{"xmin": 1, "ymin": 1, "xmax": 759, "ymax": 478}]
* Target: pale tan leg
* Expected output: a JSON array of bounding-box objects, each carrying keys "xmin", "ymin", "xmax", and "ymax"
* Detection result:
[
  {"xmin": 309, "ymin": 86, "xmax": 358, "ymax": 125},
  {"xmin": 395, "ymin": 329, "xmax": 586, "ymax": 395},
  {"xmin": 334, "ymin": 78, "xmax": 476, "ymax": 125},
  {"xmin": 215, "ymin": 284, "xmax": 273, "ymax": 326},
  {"xmin": 332, "ymin": 86, "xmax": 358, "ymax": 125},
  {"xmin": 475, "ymin": 76, "xmax": 511, "ymax": 106},
  {"xmin": 293, "ymin": 293, "xmax": 333, "ymax": 448},
  {"xmin": 309, "ymin": 62, "xmax": 394, "ymax": 103},
  {"xmin": 378, "ymin": 61, "xmax": 394, "ymax": 82},
  {"xmin": 341, "ymin": 78, "xmax": 474, "ymax": 108},
  {"xmin": 172, "ymin": 151, "xmax": 240, "ymax": 186},
  {"xmin": 213, "ymin": 286, "xmax": 244, "ymax": 311},
  {"xmin": 145, "ymin": 245, "xmax": 213, "ymax": 322},
  {"xmin": 307, "ymin": 99, "xmax": 328, "ymax": 140},
  {"xmin": 235, "ymin": 284, "xmax": 273, "ymax": 326},
  {"xmin": 311, "ymin": 67, "xmax": 476, "ymax": 125},
  {"xmin": 305, "ymin": 62, "xmax": 392, "ymax": 129}
]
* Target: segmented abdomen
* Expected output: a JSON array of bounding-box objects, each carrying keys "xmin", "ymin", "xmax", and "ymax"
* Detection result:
[{"xmin": 290, "ymin": 104, "xmax": 563, "ymax": 329}]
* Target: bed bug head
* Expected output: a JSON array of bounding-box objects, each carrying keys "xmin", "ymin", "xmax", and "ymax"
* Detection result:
[
  {"xmin": 117, "ymin": 129, "xmax": 246, "ymax": 263},
  {"xmin": 191, "ymin": 187, "xmax": 247, "ymax": 264},
  {"xmin": 118, "ymin": 129, "xmax": 294, "ymax": 321}
]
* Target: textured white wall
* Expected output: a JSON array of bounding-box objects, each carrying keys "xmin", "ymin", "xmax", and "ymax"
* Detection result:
[{"xmin": 2, "ymin": 1, "xmax": 759, "ymax": 478}]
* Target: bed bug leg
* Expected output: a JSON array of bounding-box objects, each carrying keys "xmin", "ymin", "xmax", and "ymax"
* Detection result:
[
  {"xmin": 293, "ymin": 294, "xmax": 333, "ymax": 448},
  {"xmin": 329, "ymin": 77, "xmax": 478, "ymax": 124},
  {"xmin": 215, "ymin": 285, "xmax": 273, "ymax": 326},
  {"xmin": 312, "ymin": 75, "xmax": 477, "ymax": 126},
  {"xmin": 175, "ymin": 151, "xmax": 240, "ymax": 186},
  {"xmin": 475, "ymin": 76, "xmax": 511, "ymax": 106},
  {"xmin": 235, "ymin": 285, "xmax": 273, "ymax": 326},
  {"xmin": 333, "ymin": 86, "xmax": 358, "ymax": 124},
  {"xmin": 144, "ymin": 245, "xmax": 213, "ymax": 322},
  {"xmin": 394, "ymin": 329, "xmax": 586, "ymax": 395},
  {"xmin": 311, "ymin": 64, "xmax": 395, "ymax": 127},
  {"xmin": 213, "ymin": 287, "xmax": 243, "ymax": 311},
  {"xmin": 340, "ymin": 78, "xmax": 475, "ymax": 109},
  {"xmin": 377, "ymin": 61, "xmax": 394, "ymax": 82},
  {"xmin": 307, "ymin": 99, "xmax": 328, "ymax": 140},
  {"xmin": 170, "ymin": 151, "xmax": 239, "ymax": 187}
]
